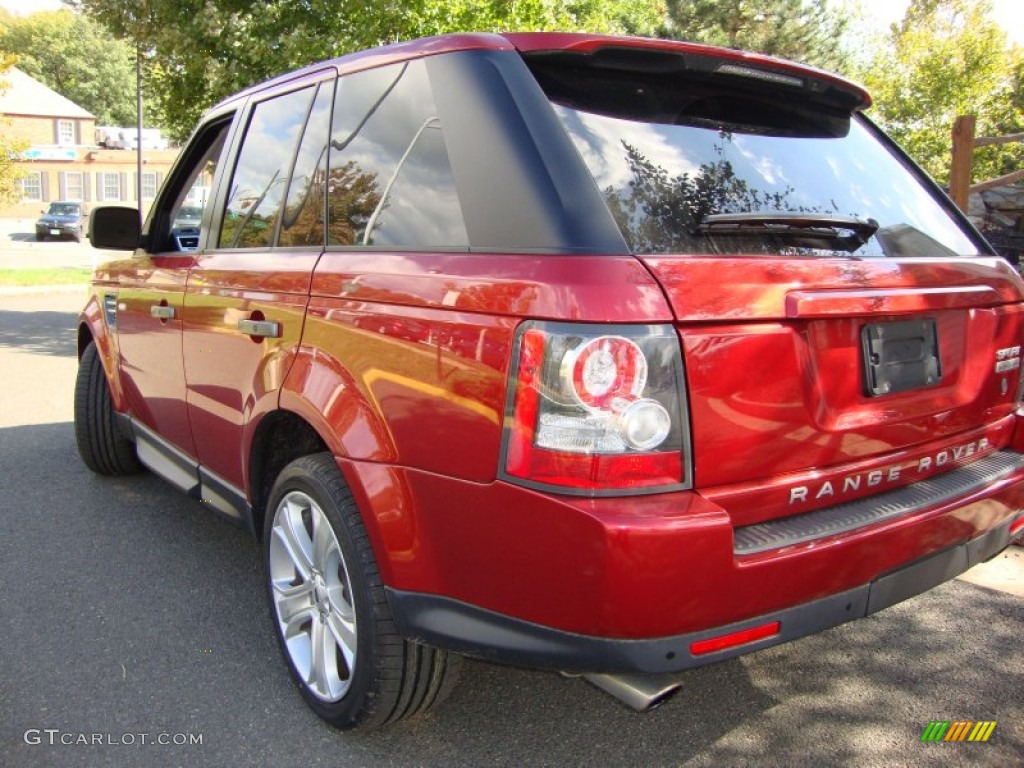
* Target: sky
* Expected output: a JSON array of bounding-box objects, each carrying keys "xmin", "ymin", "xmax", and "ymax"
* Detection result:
[{"xmin": 1, "ymin": 0, "xmax": 1022, "ymax": 46}]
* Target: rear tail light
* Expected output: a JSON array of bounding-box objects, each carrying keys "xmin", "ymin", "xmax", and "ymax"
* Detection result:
[{"xmin": 499, "ymin": 322, "xmax": 691, "ymax": 496}]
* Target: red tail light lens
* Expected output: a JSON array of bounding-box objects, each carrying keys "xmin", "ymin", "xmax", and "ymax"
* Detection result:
[{"xmin": 499, "ymin": 322, "xmax": 691, "ymax": 496}]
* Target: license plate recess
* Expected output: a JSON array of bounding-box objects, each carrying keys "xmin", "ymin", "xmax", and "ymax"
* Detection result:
[{"xmin": 861, "ymin": 319, "xmax": 941, "ymax": 397}]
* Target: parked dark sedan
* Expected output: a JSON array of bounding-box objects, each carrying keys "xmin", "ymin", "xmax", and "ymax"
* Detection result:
[{"xmin": 36, "ymin": 201, "xmax": 87, "ymax": 242}]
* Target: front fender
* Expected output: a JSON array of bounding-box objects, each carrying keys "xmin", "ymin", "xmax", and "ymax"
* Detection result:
[{"xmin": 78, "ymin": 287, "xmax": 126, "ymax": 411}]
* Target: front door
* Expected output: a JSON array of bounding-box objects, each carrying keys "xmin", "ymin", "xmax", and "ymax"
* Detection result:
[
  {"xmin": 112, "ymin": 117, "xmax": 235, "ymax": 491},
  {"xmin": 114, "ymin": 252, "xmax": 195, "ymax": 476}
]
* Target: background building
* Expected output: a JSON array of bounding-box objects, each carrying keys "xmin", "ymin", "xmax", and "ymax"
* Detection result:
[{"xmin": 0, "ymin": 67, "xmax": 178, "ymax": 218}]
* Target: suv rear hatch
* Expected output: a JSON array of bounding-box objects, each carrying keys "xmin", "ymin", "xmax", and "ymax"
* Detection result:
[{"xmin": 519, "ymin": 37, "xmax": 1024, "ymax": 532}]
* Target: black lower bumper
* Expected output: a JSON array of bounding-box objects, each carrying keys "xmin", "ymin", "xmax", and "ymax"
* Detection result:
[{"xmin": 386, "ymin": 521, "xmax": 1016, "ymax": 674}]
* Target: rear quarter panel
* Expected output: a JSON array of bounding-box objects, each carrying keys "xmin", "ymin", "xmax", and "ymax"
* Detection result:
[{"xmin": 281, "ymin": 250, "xmax": 672, "ymax": 478}]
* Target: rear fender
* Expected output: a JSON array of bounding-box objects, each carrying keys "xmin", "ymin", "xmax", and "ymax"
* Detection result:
[
  {"xmin": 279, "ymin": 344, "xmax": 398, "ymax": 463},
  {"xmin": 278, "ymin": 349, "xmax": 410, "ymax": 583}
]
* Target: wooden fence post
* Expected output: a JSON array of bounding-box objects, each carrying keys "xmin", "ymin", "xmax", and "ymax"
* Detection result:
[{"xmin": 950, "ymin": 115, "xmax": 976, "ymax": 212}]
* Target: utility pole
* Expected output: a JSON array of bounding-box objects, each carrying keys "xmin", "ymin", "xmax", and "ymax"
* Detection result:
[{"xmin": 136, "ymin": 43, "xmax": 143, "ymax": 226}]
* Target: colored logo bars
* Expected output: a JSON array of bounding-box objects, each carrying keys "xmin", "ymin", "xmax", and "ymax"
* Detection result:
[{"xmin": 921, "ymin": 721, "xmax": 997, "ymax": 742}]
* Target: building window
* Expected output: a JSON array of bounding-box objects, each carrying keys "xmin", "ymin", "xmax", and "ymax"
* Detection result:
[
  {"xmin": 57, "ymin": 120, "xmax": 75, "ymax": 145},
  {"xmin": 141, "ymin": 171, "xmax": 158, "ymax": 200},
  {"xmin": 20, "ymin": 172, "xmax": 43, "ymax": 202},
  {"xmin": 64, "ymin": 172, "xmax": 84, "ymax": 201},
  {"xmin": 99, "ymin": 172, "xmax": 121, "ymax": 201}
]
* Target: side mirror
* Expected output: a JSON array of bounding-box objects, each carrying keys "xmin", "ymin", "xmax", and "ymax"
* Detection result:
[{"xmin": 89, "ymin": 206, "xmax": 141, "ymax": 250}]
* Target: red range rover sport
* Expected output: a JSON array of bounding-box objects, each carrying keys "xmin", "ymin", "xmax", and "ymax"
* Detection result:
[{"xmin": 77, "ymin": 32, "xmax": 1024, "ymax": 728}]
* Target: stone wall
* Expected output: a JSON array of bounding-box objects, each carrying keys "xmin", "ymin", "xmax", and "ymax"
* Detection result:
[{"xmin": 968, "ymin": 182, "xmax": 1024, "ymax": 268}]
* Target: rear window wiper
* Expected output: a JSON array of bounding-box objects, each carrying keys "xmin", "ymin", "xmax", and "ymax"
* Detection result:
[{"xmin": 696, "ymin": 213, "xmax": 879, "ymax": 252}]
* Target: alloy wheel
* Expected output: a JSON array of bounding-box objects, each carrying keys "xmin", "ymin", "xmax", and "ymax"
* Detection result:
[{"xmin": 268, "ymin": 491, "xmax": 357, "ymax": 702}]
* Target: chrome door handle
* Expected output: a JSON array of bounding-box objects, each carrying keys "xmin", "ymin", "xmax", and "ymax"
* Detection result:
[
  {"xmin": 238, "ymin": 319, "xmax": 281, "ymax": 338},
  {"xmin": 150, "ymin": 305, "xmax": 176, "ymax": 320}
]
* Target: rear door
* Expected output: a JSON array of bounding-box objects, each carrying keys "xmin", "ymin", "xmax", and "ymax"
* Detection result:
[{"xmin": 182, "ymin": 77, "xmax": 334, "ymax": 512}]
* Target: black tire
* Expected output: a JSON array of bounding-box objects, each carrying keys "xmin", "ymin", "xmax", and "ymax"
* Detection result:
[
  {"xmin": 264, "ymin": 453, "xmax": 461, "ymax": 730},
  {"xmin": 74, "ymin": 341, "xmax": 142, "ymax": 475},
  {"xmin": 35, "ymin": 232, "xmax": 44, "ymax": 241}
]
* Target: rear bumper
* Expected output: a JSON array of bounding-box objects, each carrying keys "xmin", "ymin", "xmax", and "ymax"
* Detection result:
[
  {"xmin": 387, "ymin": 521, "xmax": 1017, "ymax": 674},
  {"xmin": 339, "ymin": 444, "xmax": 1024, "ymax": 661}
]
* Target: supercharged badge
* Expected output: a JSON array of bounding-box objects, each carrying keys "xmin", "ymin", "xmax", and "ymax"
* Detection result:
[{"xmin": 995, "ymin": 345, "xmax": 1020, "ymax": 374}]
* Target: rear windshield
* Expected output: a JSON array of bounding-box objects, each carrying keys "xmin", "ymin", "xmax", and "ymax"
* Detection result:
[{"xmin": 542, "ymin": 69, "xmax": 978, "ymax": 258}]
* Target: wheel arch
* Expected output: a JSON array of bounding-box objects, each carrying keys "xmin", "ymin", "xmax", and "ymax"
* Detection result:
[
  {"xmin": 247, "ymin": 406, "xmax": 412, "ymax": 590},
  {"xmin": 247, "ymin": 410, "xmax": 330, "ymax": 539},
  {"xmin": 77, "ymin": 295, "xmax": 127, "ymax": 412},
  {"xmin": 77, "ymin": 321, "xmax": 93, "ymax": 359}
]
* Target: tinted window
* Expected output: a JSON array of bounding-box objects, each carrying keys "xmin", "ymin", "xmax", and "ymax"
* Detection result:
[
  {"xmin": 279, "ymin": 83, "xmax": 333, "ymax": 247},
  {"xmin": 549, "ymin": 79, "xmax": 978, "ymax": 258},
  {"xmin": 327, "ymin": 60, "xmax": 467, "ymax": 248},
  {"xmin": 157, "ymin": 118, "xmax": 229, "ymax": 252},
  {"xmin": 220, "ymin": 86, "xmax": 315, "ymax": 249}
]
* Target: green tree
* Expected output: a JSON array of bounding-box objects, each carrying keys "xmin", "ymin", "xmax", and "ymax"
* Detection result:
[
  {"xmin": 658, "ymin": 0, "xmax": 849, "ymax": 71},
  {"xmin": 858, "ymin": 0, "xmax": 1023, "ymax": 185},
  {"xmin": 0, "ymin": 10, "xmax": 140, "ymax": 126},
  {"xmin": 0, "ymin": 42, "xmax": 27, "ymax": 203},
  {"xmin": 71, "ymin": 0, "xmax": 664, "ymax": 141}
]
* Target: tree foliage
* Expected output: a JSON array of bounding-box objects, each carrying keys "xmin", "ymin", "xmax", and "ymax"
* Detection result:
[
  {"xmin": 658, "ymin": 0, "xmax": 849, "ymax": 71},
  {"xmin": 71, "ymin": 0, "xmax": 664, "ymax": 141},
  {"xmin": 606, "ymin": 141, "xmax": 797, "ymax": 253},
  {"xmin": 0, "ymin": 10, "xmax": 141, "ymax": 126},
  {"xmin": 0, "ymin": 31, "xmax": 26, "ymax": 203},
  {"xmin": 857, "ymin": 0, "xmax": 1023, "ymax": 185}
]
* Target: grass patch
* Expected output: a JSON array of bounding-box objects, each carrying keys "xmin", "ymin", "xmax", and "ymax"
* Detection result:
[{"xmin": 0, "ymin": 267, "xmax": 92, "ymax": 286}]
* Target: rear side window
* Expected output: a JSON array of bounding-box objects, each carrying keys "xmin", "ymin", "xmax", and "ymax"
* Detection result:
[
  {"xmin": 327, "ymin": 60, "xmax": 468, "ymax": 249},
  {"xmin": 540, "ymin": 66, "xmax": 978, "ymax": 258},
  {"xmin": 220, "ymin": 86, "xmax": 316, "ymax": 249},
  {"xmin": 278, "ymin": 83, "xmax": 334, "ymax": 247}
]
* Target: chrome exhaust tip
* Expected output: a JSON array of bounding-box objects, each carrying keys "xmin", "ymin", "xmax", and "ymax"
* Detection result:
[{"xmin": 579, "ymin": 673, "xmax": 682, "ymax": 712}]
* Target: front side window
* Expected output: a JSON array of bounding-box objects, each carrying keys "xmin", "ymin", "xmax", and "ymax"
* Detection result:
[
  {"xmin": 327, "ymin": 60, "xmax": 467, "ymax": 248},
  {"xmin": 220, "ymin": 86, "xmax": 316, "ymax": 249},
  {"xmin": 544, "ymin": 69, "xmax": 978, "ymax": 258},
  {"xmin": 157, "ymin": 119, "xmax": 230, "ymax": 252},
  {"xmin": 20, "ymin": 172, "xmax": 42, "ymax": 202}
]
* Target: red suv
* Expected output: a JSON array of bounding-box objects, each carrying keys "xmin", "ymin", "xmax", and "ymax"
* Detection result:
[{"xmin": 78, "ymin": 32, "xmax": 1024, "ymax": 729}]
